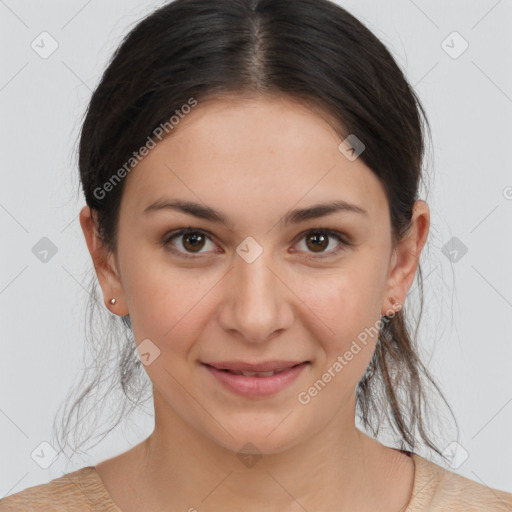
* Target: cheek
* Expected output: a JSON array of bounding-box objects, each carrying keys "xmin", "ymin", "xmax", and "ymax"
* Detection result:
[
  {"xmin": 297, "ymin": 266, "xmax": 384, "ymax": 340},
  {"xmin": 293, "ymin": 263, "xmax": 385, "ymax": 383},
  {"xmin": 122, "ymin": 253, "xmax": 214, "ymax": 357},
  {"xmin": 293, "ymin": 281, "xmax": 380, "ymax": 409}
]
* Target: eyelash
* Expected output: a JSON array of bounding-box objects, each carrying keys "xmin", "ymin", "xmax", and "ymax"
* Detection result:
[{"xmin": 161, "ymin": 227, "xmax": 352, "ymax": 260}]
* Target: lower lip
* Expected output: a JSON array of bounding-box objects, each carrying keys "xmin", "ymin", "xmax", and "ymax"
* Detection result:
[{"xmin": 202, "ymin": 362, "xmax": 309, "ymax": 398}]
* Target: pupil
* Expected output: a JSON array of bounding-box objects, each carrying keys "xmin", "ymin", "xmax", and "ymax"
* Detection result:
[
  {"xmin": 184, "ymin": 233, "xmax": 204, "ymax": 252},
  {"xmin": 307, "ymin": 232, "xmax": 327, "ymax": 252}
]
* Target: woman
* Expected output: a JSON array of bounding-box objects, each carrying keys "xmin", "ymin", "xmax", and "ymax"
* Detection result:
[{"xmin": 1, "ymin": 0, "xmax": 511, "ymax": 510}]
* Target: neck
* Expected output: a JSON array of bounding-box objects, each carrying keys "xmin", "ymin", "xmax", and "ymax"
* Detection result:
[{"xmin": 129, "ymin": 390, "xmax": 406, "ymax": 512}]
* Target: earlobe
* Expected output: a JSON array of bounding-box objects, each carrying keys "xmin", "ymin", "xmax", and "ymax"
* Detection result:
[
  {"xmin": 102, "ymin": 251, "xmax": 129, "ymax": 315},
  {"xmin": 79, "ymin": 205, "xmax": 129, "ymax": 316}
]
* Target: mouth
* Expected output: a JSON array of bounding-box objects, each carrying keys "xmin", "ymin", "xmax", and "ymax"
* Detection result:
[
  {"xmin": 200, "ymin": 361, "xmax": 310, "ymax": 398},
  {"xmin": 218, "ymin": 368, "xmax": 292, "ymax": 377},
  {"xmin": 201, "ymin": 360, "xmax": 309, "ymax": 375}
]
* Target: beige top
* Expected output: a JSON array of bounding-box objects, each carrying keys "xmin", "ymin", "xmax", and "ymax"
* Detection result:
[{"xmin": 1, "ymin": 453, "xmax": 511, "ymax": 511}]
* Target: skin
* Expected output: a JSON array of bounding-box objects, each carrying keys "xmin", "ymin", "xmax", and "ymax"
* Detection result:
[{"xmin": 80, "ymin": 94, "xmax": 429, "ymax": 512}]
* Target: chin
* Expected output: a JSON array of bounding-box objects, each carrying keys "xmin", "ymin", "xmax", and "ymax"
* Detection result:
[{"xmin": 205, "ymin": 417, "xmax": 306, "ymax": 458}]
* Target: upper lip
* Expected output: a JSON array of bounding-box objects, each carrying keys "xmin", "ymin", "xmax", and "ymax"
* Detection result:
[{"xmin": 202, "ymin": 360, "xmax": 309, "ymax": 372}]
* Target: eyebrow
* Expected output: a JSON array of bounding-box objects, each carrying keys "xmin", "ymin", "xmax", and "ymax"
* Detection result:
[{"xmin": 143, "ymin": 198, "xmax": 368, "ymax": 228}]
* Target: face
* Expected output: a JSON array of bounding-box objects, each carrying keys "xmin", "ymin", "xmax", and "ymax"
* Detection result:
[{"xmin": 81, "ymin": 94, "xmax": 428, "ymax": 456}]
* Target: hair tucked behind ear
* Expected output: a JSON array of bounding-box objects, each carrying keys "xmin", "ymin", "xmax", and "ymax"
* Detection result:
[{"xmin": 53, "ymin": 0, "xmax": 458, "ymax": 463}]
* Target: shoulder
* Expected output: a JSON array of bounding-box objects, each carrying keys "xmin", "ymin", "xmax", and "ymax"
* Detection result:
[
  {"xmin": 408, "ymin": 453, "xmax": 512, "ymax": 511},
  {"xmin": 0, "ymin": 467, "xmax": 121, "ymax": 511}
]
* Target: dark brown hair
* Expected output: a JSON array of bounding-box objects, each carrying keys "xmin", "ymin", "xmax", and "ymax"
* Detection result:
[{"xmin": 54, "ymin": 0, "xmax": 457, "ymax": 462}]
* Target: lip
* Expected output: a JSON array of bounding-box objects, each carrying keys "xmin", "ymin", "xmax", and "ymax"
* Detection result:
[
  {"xmin": 202, "ymin": 360, "xmax": 308, "ymax": 372},
  {"xmin": 201, "ymin": 361, "xmax": 309, "ymax": 399}
]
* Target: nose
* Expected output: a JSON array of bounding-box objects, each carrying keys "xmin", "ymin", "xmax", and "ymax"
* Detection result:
[{"xmin": 216, "ymin": 251, "xmax": 294, "ymax": 343}]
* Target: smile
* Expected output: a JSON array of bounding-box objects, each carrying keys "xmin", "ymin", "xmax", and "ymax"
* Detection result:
[{"xmin": 201, "ymin": 362, "xmax": 309, "ymax": 398}]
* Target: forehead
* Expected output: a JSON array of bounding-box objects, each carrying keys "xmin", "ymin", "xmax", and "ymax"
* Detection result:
[{"xmin": 120, "ymin": 94, "xmax": 388, "ymax": 226}]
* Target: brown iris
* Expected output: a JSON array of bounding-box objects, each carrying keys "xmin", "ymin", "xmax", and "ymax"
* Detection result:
[
  {"xmin": 181, "ymin": 232, "xmax": 206, "ymax": 252},
  {"xmin": 305, "ymin": 231, "xmax": 329, "ymax": 253}
]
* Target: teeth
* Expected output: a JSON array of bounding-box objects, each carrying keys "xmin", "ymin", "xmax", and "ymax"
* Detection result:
[{"xmin": 224, "ymin": 369, "xmax": 286, "ymax": 377}]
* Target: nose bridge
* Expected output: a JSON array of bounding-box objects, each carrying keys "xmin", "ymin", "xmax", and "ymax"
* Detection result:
[{"xmin": 219, "ymin": 245, "xmax": 292, "ymax": 342}]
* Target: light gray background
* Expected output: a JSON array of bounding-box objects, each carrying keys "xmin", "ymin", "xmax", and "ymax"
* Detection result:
[{"xmin": 1, "ymin": 0, "xmax": 511, "ymax": 499}]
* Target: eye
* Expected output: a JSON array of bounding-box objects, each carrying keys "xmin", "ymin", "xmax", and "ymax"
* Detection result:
[
  {"xmin": 162, "ymin": 228, "xmax": 218, "ymax": 258},
  {"xmin": 293, "ymin": 229, "xmax": 351, "ymax": 259},
  {"xmin": 161, "ymin": 228, "xmax": 351, "ymax": 260}
]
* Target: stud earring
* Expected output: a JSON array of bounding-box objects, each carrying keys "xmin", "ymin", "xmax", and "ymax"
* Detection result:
[{"xmin": 109, "ymin": 298, "xmax": 116, "ymax": 305}]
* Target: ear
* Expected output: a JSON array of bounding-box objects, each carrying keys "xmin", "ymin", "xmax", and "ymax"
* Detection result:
[
  {"xmin": 381, "ymin": 200, "xmax": 430, "ymax": 316},
  {"xmin": 79, "ymin": 205, "xmax": 129, "ymax": 316}
]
